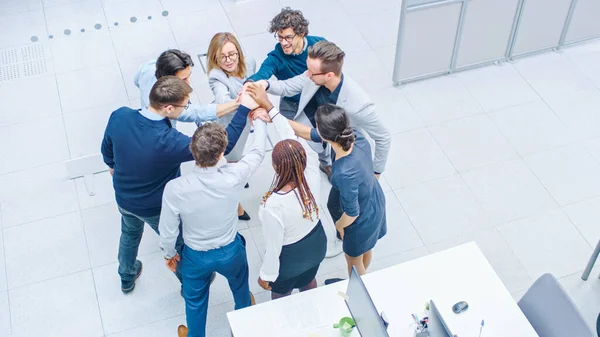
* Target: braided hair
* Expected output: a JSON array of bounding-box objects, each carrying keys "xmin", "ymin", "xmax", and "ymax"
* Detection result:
[{"xmin": 262, "ymin": 139, "xmax": 319, "ymax": 221}]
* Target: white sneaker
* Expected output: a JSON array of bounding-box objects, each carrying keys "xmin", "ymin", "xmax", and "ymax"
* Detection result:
[{"xmin": 325, "ymin": 238, "xmax": 343, "ymax": 258}]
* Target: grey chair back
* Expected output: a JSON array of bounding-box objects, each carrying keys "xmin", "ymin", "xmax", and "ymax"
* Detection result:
[{"xmin": 518, "ymin": 273, "xmax": 594, "ymax": 337}]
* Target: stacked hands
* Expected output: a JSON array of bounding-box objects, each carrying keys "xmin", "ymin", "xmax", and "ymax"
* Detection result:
[{"xmin": 237, "ymin": 81, "xmax": 273, "ymax": 123}]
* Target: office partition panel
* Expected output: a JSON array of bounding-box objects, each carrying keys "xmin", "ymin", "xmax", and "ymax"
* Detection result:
[
  {"xmin": 509, "ymin": 0, "xmax": 573, "ymax": 57},
  {"xmin": 394, "ymin": 1, "xmax": 462, "ymax": 82},
  {"xmin": 564, "ymin": 0, "xmax": 600, "ymax": 44},
  {"xmin": 455, "ymin": 0, "xmax": 520, "ymax": 68}
]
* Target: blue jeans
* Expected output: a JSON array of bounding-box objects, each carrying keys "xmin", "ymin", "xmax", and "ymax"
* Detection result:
[
  {"xmin": 181, "ymin": 234, "xmax": 251, "ymax": 337},
  {"xmin": 117, "ymin": 206, "xmax": 184, "ymax": 282}
]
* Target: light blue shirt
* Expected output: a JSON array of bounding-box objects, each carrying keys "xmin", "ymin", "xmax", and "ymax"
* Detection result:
[
  {"xmin": 134, "ymin": 60, "xmax": 218, "ymax": 124},
  {"xmin": 138, "ymin": 107, "xmax": 165, "ymax": 121}
]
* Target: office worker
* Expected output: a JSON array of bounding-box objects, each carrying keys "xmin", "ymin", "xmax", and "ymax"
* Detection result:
[
  {"xmin": 207, "ymin": 32, "xmax": 256, "ymax": 221},
  {"xmin": 158, "ymin": 95, "xmax": 268, "ymax": 337},
  {"xmin": 134, "ymin": 49, "xmax": 239, "ymax": 126},
  {"xmin": 253, "ymin": 92, "xmax": 327, "ymax": 300},
  {"xmin": 247, "ymin": 7, "xmax": 325, "ymax": 120},
  {"xmin": 246, "ymin": 95, "xmax": 387, "ymax": 279},
  {"xmin": 253, "ymin": 41, "xmax": 391, "ymax": 180},
  {"xmin": 101, "ymin": 76, "xmax": 251, "ymax": 294}
]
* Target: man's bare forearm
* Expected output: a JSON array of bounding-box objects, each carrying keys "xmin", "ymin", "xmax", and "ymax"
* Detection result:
[
  {"xmin": 288, "ymin": 120, "xmax": 313, "ymax": 140},
  {"xmin": 216, "ymin": 101, "xmax": 240, "ymax": 118}
]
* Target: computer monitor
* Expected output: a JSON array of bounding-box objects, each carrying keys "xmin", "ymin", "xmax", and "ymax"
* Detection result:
[{"xmin": 345, "ymin": 267, "xmax": 390, "ymax": 337}]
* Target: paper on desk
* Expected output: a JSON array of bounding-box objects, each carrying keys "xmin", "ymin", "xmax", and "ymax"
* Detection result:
[{"xmin": 268, "ymin": 297, "xmax": 330, "ymax": 334}]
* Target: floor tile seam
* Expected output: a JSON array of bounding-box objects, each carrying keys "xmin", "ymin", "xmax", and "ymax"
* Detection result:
[
  {"xmin": 451, "ymin": 70, "xmax": 542, "ymax": 115},
  {"xmin": 42, "ymin": 0, "xmax": 89, "ymax": 9},
  {"xmin": 50, "ymin": 58, "xmax": 121, "ymax": 77},
  {"xmin": 75, "ymin": 187, "xmax": 107, "ymax": 336},
  {"xmin": 0, "ymin": 112, "xmax": 76, "ymax": 130},
  {"xmin": 373, "ymin": 245, "xmax": 429, "ymax": 263},
  {"xmin": 103, "ymin": 312, "xmax": 185, "ymax": 337},
  {"xmin": 426, "ymin": 110, "xmax": 522, "ymax": 171},
  {"xmin": 331, "ymin": 0, "xmax": 380, "ymax": 52},
  {"xmin": 2, "ymin": 208, "xmax": 80, "ymax": 231},
  {"xmin": 39, "ymin": 0, "xmax": 71, "ymax": 161},
  {"xmin": 559, "ymin": 205, "xmax": 597, "ymax": 251},
  {"xmin": 219, "ymin": 0, "xmax": 249, "ymax": 45},
  {"xmin": 5, "ymin": 266, "xmax": 93, "ymax": 293},
  {"xmin": 421, "ymin": 124, "xmax": 494, "ymax": 227},
  {"xmin": 493, "ymin": 207, "xmax": 587, "ymax": 282},
  {"xmin": 0, "ymin": 6, "xmax": 45, "ymax": 16},
  {"xmin": 4, "ymin": 246, "xmax": 183, "ymax": 292},
  {"xmin": 98, "ymin": 0, "xmax": 138, "ymax": 116},
  {"xmin": 382, "ymin": 186, "xmax": 424, "ymax": 247},
  {"xmin": 490, "ymin": 226, "xmax": 534, "ymax": 288},
  {"xmin": 154, "ymin": 0, "xmax": 184, "ymax": 54},
  {"xmin": 403, "ymin": 98, "xmax": 488, "ymax": 127},
  {"xmin": 509, "ymin": 56, "xmax": 575, "ymax": 124},
  {"xmin": 449, "ymin": 152, "xmax": 522, "ymax": 176},
  {"xmin": 1, "ymin": 208, "xmax": 14, "ymax": 335},
  {"xmin": 561, "ymin": 47, "xmax": 600, "ymax": 92},
  {"xmin": 388, "ymin": 170, "xmax": 459, "ymax": 191},
  {"xmin": 388, "ymin": 189, "xmax": 427, "ymax": 247},
  {"xmin": 517, "ymin": 134, "xmax": 600, "ymax": 161}
]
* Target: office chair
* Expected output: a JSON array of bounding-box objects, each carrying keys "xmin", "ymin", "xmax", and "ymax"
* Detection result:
[{"xmin": 518, "ymin": 273, "xmax": 594, "ymax": 337}]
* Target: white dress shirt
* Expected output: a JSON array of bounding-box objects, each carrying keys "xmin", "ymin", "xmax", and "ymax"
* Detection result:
[
  {"xmin": 257, "ymin": 108, "xmax": 322, "ymax": 282},
  {"xmin": 158, "ymin": 121, "xmax": 268, "ymax": 257}
]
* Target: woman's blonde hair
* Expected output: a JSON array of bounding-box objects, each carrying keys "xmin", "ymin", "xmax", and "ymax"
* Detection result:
[{"xmin": 207, "ymin": 32, "xmax": 247, "ymax": 78}]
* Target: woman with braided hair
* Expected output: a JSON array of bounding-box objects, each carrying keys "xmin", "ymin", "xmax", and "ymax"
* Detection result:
[
  {"xmin": 312, "ymin": 104, "xmax": 387, "ymax": 278},
  {"xmin": 256, "ymin": 101, "xmax": 327, "ymax": 300}
]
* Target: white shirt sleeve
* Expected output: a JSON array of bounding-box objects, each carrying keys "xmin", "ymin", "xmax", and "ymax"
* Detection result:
[
  {"xmin": 159, "ymin": 182, "xmax": 181, "ymax": 259},
  {"xmin": 258, "ymin": 206, "xmax": 285, "ymax": 282}
]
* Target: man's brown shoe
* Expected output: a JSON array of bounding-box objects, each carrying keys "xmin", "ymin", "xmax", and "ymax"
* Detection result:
[
  {"xmin": 250, "ymin": 291, "xmax": 256, "ymax": 305},
  {"xmin": 177, "ymin": 325, "xmax": 188, "ymax": 337}
]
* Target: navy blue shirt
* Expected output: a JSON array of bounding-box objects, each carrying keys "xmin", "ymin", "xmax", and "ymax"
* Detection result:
[
  {"xmin": 303, "ymin": 74, "xmax": 344, "ymax": 127},
  {"xmin": 248, "ymin": 36, "xmax": 326, "ymax": 103},
  {"xmin": 101, "ymin": 106, "xmax": 250, "ymax": 216}
]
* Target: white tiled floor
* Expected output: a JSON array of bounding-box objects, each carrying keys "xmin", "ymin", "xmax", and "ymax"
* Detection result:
[{"xmin": 1, "ymin": 0, "xmax": 600, "ymax": 336}]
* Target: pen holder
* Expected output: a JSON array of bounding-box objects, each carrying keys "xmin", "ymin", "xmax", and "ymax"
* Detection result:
[{"xmin": 333, "ymin": 317, "xmax": 355, "ymax": 337}]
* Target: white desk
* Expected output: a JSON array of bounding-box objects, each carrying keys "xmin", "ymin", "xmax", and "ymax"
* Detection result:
[{"xmin": 227, "ymin": 242, "xmax": 538, "ymax": 337}]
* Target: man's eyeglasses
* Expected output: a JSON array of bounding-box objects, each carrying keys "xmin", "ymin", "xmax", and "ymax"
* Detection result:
[
  {"xmin": 220, "ymin": 52, "xmax": 238, "ymax": 63},
  {"xmin": 307, "ymin": 70, "xmax": 328, "ymax": 78},
  {"xmin": 171, "ymin": 100, "xmax": 191, "ymax": 110},
  {"xmin": 274, "ymin": 33, "xmax": 296, "ymax": 43}
]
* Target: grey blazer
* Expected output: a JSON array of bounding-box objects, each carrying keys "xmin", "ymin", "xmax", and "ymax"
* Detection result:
[
  {"xmin": 208, "ymin": 58, "xmax": 256, "ymax": 104},
  {"xmin": 207, "ymin": 58, "xmax": 256, "ymax": 161},
  {"xmin": 267, "ymin": 72, "xmax": 391, "ymax": 173}
]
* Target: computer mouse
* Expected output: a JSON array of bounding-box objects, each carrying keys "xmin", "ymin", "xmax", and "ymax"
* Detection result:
[{"xmin": 452, "ymin": 301, "xmax": 469, "ymax": 314}]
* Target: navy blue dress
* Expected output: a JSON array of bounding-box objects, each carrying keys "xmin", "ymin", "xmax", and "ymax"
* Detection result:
[{"xmin": 328, "ymin": 130, "xmax": 387, "ymax": 257}]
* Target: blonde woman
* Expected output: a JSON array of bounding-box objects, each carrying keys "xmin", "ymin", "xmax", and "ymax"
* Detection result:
[{"xmin": 207, "ymin": 32, "xmax": 256, "ymax": 220}]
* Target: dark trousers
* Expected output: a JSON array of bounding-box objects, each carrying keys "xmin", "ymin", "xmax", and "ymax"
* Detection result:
[
  {"xmin": 279, "ymin": 97, "xmax": 299, "ymax": 120},
  {"xmin": 117, "ymin": 206, "xmax": 184, "ymax": 282}
]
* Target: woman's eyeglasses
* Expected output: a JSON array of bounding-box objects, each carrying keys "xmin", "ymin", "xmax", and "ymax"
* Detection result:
[{"xmin": 220, "ymin": 52, "xmax": 239, "ymax": 63}]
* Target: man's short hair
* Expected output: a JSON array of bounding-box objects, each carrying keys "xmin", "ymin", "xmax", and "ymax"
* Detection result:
[
  {"xmin": 308, "ymin": 41, "xmax": 345, "ymax": 76},
  {"xmin": 155, "ymin": 49, "xmax": 194, "ymax": 79},
  {"xmin": 190, "ymin": 123, "xmax": 228, "ymax": 167},
  {"xmin": 149, "ymin": 76, "xmax": 193, "ymax": 110},
  {"xmin": 269, "ymin": 7, "xmax": 309, "ymax": 36}
]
